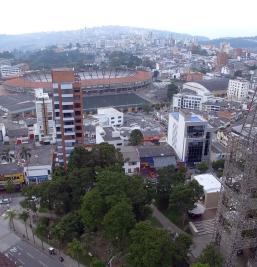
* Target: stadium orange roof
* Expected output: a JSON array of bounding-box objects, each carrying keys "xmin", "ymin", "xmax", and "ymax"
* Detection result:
[{"xmin": 3, "ymin": 70, "xmax": 152, "ymax": 90}]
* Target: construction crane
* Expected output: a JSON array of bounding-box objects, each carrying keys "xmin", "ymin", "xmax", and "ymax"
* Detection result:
[{"xmin": 213, "ymin": 87, "xmax": 257, "ymax": 266}]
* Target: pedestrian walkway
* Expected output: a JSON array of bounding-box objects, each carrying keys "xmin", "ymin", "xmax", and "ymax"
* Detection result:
[
  {"xmin": 150, "ymin": 204, "xmax": 186, "ymax": 235},
  {"xmin": 150, "ymin": 204, "xmax": 212, "ymax": 260},
  {"xmin": 190, "ymin": 219, "xmax": 215, "ymax": 236},
  {"xmin": 13, "ymin": 218, "xmax": 85, "ymax": 267}
]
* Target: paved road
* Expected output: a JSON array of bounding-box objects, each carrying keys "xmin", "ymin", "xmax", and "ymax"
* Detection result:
[
  {"xmin": 5, "ymin": 240, "xmax": 64, "ymax": 267},
  {"xmin": 0, "ymin": 195, "xmax": 84, "ymax": 267}
]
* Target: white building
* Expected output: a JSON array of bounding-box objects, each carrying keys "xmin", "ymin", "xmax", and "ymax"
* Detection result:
[
  {"xmin": 227, "ymin": 79, "xmax": 250, "ymax": 101},
  {"xmin": 24, "ymin": 145, "xmax": 54, "ymax": 184},
  {"xmin": 94, "ymin": 107, "xmax": 123, "ymax": 127},
  {"xmin": 96, "ymin": 126, "xmax": 124, "ymax": 149},
  {"xmin": 34, "ymin": 89, "xmax": 55, "ymax": 144},
  {"xmin": 0, "ymin": 65, "xmax": 22, "ymax": 78},
  {"xmin": 167, "ymin": 110, "xmax": 212, "ymax": 165},
  {"xmin": 0, "ymin": 123, "xmax": 6, "ymax": 143},
  {"xmin": 173, "ymin": 93, "xmax": 203, "ymax": 111},
  {"xmin": 120, "ymin": 146, "xmax": 140, "ymax": 175},
  {"xmin": 192, "ymin": 173, "xmax": 221, "ymax": 209}
]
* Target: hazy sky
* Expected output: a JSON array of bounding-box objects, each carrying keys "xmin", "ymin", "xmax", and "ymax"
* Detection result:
[{"xmin": 1, "ymin": 0, "xmax": 256, "ymax": 38}]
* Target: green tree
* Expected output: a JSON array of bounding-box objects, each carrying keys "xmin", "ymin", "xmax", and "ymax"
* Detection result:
[
  {"xmin": 1, "ymin": 146, "xmax": 14, "ymax": 163},
  {"xmin": 52, "ymin": 212, "xmax": 84, "ymax": 243},
  {"xmin": 171, "ymin": 234, "xmax": 192, "ymax": 267},
  {"xmin": 129, "ymin": 129, "xmax": 144, "ymax": 146},
  {"xmin": 192, "ymin": 263, "xmax": 210, "ymax": 267},
  {"xmin": 35, "ymin": 223, "xmax": 47, "ymax": 250},
  {"xmin": 20, "ymin": 145, "xmax": 31, "ymax": 178},
  {"xmin": 20, "ymin": 145, "xmax": 31, "ymax": 162},
  {"xmin": 68, "ymin": 239, "xmax": 83, "ymax": 267},
  {"xmin": 68, "ymin": 147, "xmax": 94, "ymax": 170},
  {"xmin": 127, "ymin": 221, "xmax": 173, "ymax": 267},
  {"xmin": 196, "ymin": 162, "xmax": 209, "ymax": 173},
  {"xmin": 81, "ymin": 188, "xmax": 104, "ymax": 231},
  {"xmin": 142, "ymin": 104, "xmax": 152, "ymax": 114},
  {"xmin": 52, "ymin": 224, "xmax": 66, "ymax": 254},
  {"xmin": 169, "ymin": 180, "xmax": 203, "ymax": 224},
  {"xmin": 4, "ymin": 209, "xmax": 16, "ymax": 231},
  {"xmin": 157, "ymin": 165, "xmax": 186, "ymax": 209},
  {"xmin": 212, "ymin": 159, "xmax": 225, "ymax": 171},
  {"xmin": 90, "ymin": 258, "xmax": 105, "ymax": 267},
  {"xmin": 91, "ymin": 143, "xmax": 123, "ymax": 168},
  {"xmin": 167, "ymin": 83, "xmax": 179, "ymax": 101},
  {"xmin": 5, "ymin": 178, "xmax": 15, "ymax": 193},
  {"xmin": 19, "ymin": 211, "xmax": 29, "ymax": 240},
  {"xmin": 197, "ymin": 244, "xmax": 223, "ymax": 267},
  {"xmin": 103, "ymin": 200, "xmax": 135, "ymax": 246},
  {"xmin": 127, "ymin": 175, "xmax": 150, "ymax": 220},
  {"xmin": 96, "ymin": 170, "xmax": 129, "ymax": 207}
]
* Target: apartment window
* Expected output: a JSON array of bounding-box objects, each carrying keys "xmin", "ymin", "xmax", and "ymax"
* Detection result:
[
  {"xmin": 55, "ymin": 112, "xmax": 60, "ymax": 117},
  {"xmin": 54, "ymin": 104, "xmax": 59, "ymax": 109},
  {"xmin": 187, "ymin": 141, "xmax": 203, "ymax": 164},
  {"xmin": 75, "ymin": 111, "xmax": 81, "ymax": 116},
  {"xmin": 187, "ymin": 126, "xmax": 204, "ymax": 138}
]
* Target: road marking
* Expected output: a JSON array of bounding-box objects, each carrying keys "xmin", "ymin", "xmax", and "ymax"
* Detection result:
[
  {"xmin": 16, "ymin": 245, "xmax": 23, "ymax": 251},
  {"xmin": 38, "ymin": 260, "xmax": 47, "ymax": 267},
  {"xmin": 18, "ymin": 259, "xmax": 25, "ymax": 265},
  {"xmin": 8, "ymin": 252, "xmax": 14, "ymax": 257},
  {"xmin": 26, "ymin": 252, "xmax": 34, "ymax": 259}
]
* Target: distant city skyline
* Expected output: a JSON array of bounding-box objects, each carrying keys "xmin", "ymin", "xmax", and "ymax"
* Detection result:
[{"xmin": 1, "ymin": 0, "xmax": 257, "ymax": 38}]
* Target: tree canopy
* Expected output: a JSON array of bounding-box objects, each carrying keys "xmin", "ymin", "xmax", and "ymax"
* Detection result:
[
  {"xmin": 169, "ymin": 180, "xmax": 204, "ymax": 214},
  {"xmin": 129, "ymin": 129, "xmax": 144, "ymax": 146},
  {"xmin": 167, "ymin": 83, "xmax": 179, "ymax": 101},
  {"xmin": 196, "ymin": 244, "xmax": 223, "ymax": 267}
]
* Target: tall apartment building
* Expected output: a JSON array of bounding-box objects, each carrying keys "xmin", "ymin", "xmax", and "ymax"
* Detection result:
[
  {"xmin": 34, "ymin": 89, "xmax": 55, "ymax": 144},
  {"xmin": 227, "ymin": 79, "xmax": 250, "ymax": 101},
  {"xmin": 52, "ymin": 68, "xmax": 84, "ymax": 167},
  {"xmin": 167, "ymin": 110, "xmax": 212, "ymax": 165}
]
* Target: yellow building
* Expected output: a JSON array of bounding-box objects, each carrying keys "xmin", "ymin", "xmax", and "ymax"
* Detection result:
[{"xmin": 0, "ymin": 163, "xmax": 25, "ymax": 190}]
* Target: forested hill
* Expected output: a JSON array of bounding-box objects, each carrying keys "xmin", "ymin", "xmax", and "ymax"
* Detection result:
[
  {"xmin": 201, "ymin": 36, "xmax": 257, "ymax": 50},
  {"xmin": 0, "ymin": 26, "xmax": 208, "ymax": 51}
]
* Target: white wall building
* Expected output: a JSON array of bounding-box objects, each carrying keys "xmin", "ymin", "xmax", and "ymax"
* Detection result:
[
  {"xmin": 0, "ymin": 65, "xmax": 22, "ymax": 78},
  {"xmin": 0, "ymin": 123, "xmax": 6, "ymax": 143},
  {"xmin": 94, "ymin": 107, "xmax": 123, "ymax": 127},
  {"xmin": 120, "ymin": 146, "xmax": 140, "ymax": 175},
  {"xmin": 34, "ymin": 89, "xmax": 55, "ymax": 144},
  {"xmin": 96, "ymin": 126, "xmax": 124, "ymax": 149},
  {"xmin": 227, "ymin": 79, "xmax": 250, "ymax": 101},
  {"xmin": 173, "ymin": 93, "xmax": 203, "ymax": 111},
  {"xmin": 24, "ymin": 145, "xmax": 53, "ymax": 184},
  {"xmin": 167, "ymin": 110, "xmax": 212, "ymax": 165}
]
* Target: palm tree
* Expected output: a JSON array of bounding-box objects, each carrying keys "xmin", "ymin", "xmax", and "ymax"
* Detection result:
[
  {"xmin": 1, "ymin": 146, "xmax": 14, "ymax": 163},
  {"xmin": 68, "ymin": 239, "xmax": 83, "ymax": 267},
  {"xmin": 4, "ymin": 209, "xmax": 16, "ymax": 232},
  {"xmin": 20, "ymin": 145, "xmax": 31, "ymax": 181},
  {"xmin": 52, "ymin": 225, "xmax": 65, "ymax": 255},
  {"xmin": 19, "ymin": 211, "xmax": 29, "ymax": 240},
  {"xmin": 35, "ymin": 224, "xmax": 47, "ymax": 250}
]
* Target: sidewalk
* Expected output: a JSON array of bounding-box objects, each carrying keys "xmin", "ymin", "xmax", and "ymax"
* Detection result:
[
  {"xmin": 150, "ymin": 204, "xmax": 186, "ymax": 235},
  {"xmin": 13, "ymin": 217, "xmax": 85, "ymax": 267}
]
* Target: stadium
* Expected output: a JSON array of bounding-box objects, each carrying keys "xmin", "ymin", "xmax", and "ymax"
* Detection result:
[
  {"xmin": 3, "ymin": 68, "xmax": 153, "ymax": 113},
  {"xmin": 3, "ymin": 68, "xmax": 152, "ymax": 96}
]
